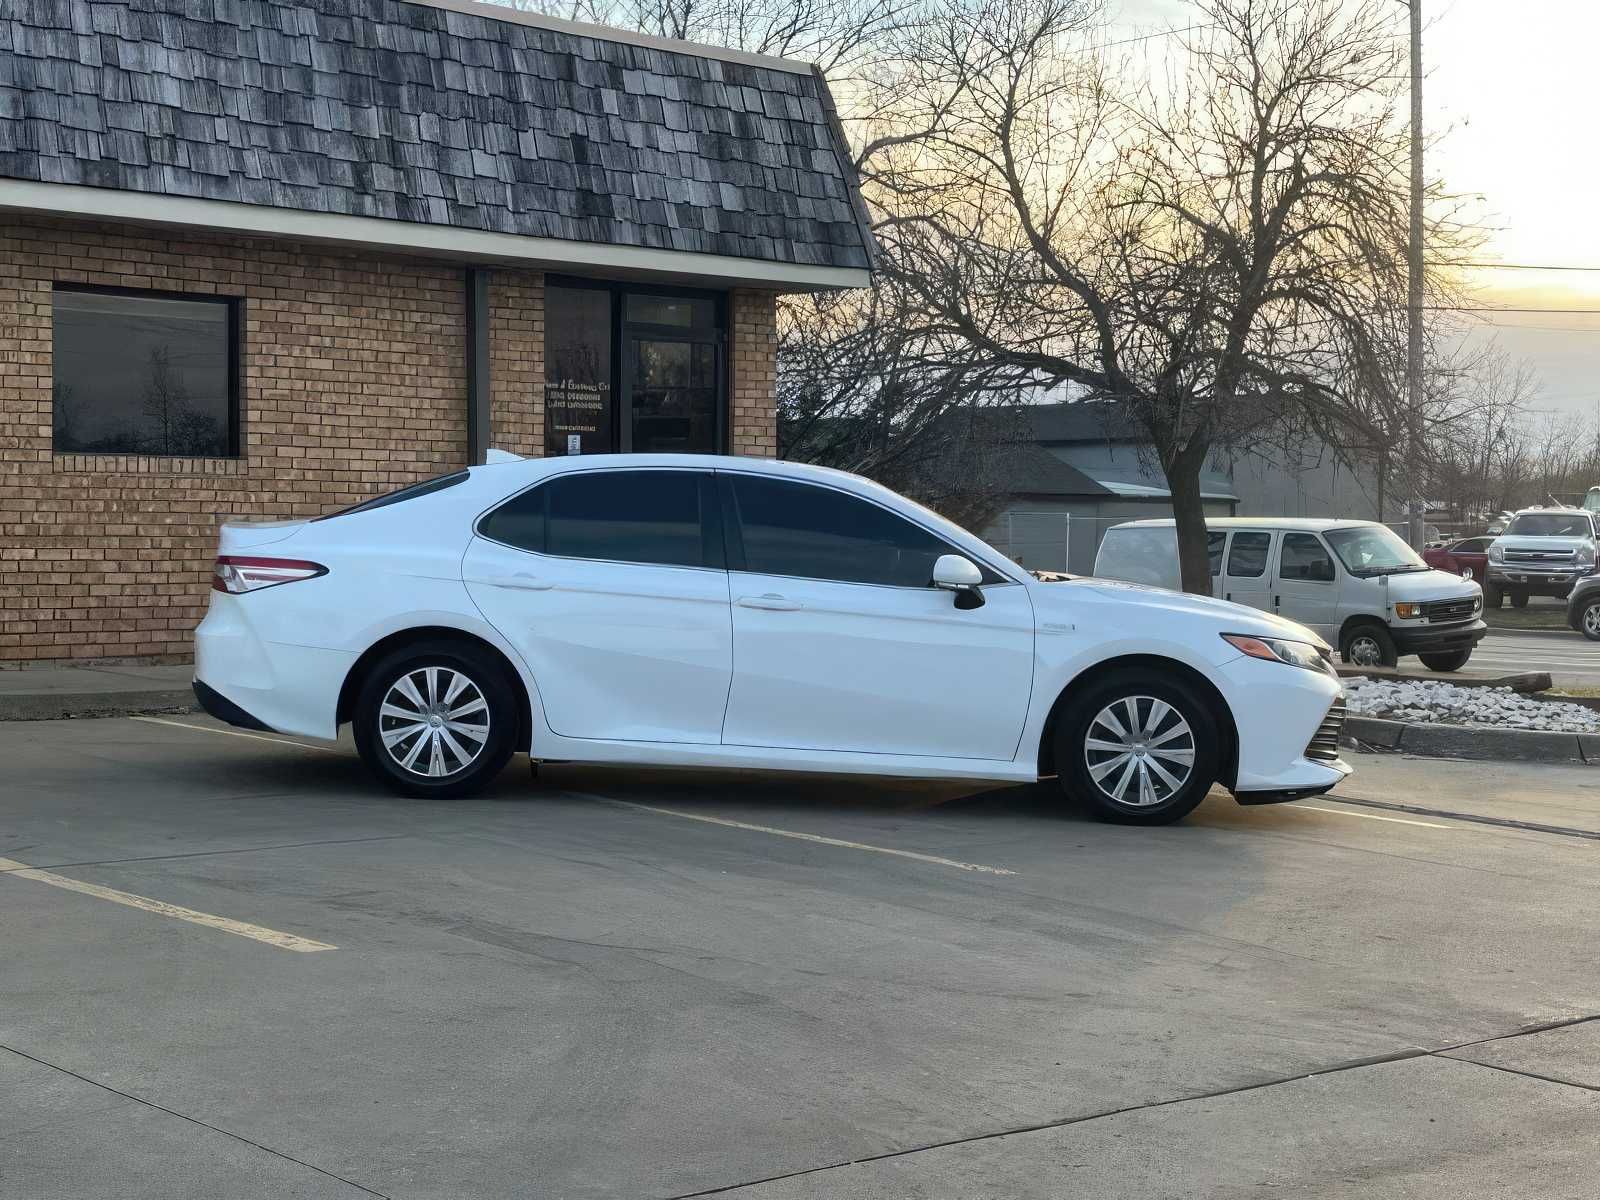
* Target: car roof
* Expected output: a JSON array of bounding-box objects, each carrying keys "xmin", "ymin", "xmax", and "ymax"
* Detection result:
[{"xmin": 1107, "ymin": 517, "xmax": 1377, "ymax": 533}]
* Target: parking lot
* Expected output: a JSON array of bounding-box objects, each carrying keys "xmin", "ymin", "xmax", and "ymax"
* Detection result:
[{"xmin": 4, "ymin": 716, "xmax": 1600, "ymax": 1199}]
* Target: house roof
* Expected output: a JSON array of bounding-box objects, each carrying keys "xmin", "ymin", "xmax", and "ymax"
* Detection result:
[
  {"xmin": 0, "ymin": 0, "xmax": 875, "ymax": 285},
  {"xmin": 1021, "ymin": 401, "xmax": 1136, "ymax": 443},
  {"xmin": 993, "ymin": 441, "xmax": 1113, "ymax": 498}
]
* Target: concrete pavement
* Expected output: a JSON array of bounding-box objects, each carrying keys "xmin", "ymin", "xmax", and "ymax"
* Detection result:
[
  {"xmin": 3, "ymin": 716, "xmax": 1599, "ymax": 1198},
  {"xmin": 1472, "ymin": 627, "xmax": 1599, "ymax": 690}
]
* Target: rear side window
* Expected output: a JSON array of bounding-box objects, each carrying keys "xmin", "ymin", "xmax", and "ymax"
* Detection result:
[
  {"xmin": 726, "ymin": 475, "xmax": 990, "ymax": 587},
  {"xmin": 1207, "ymin": 531, "xmax": 1226, "ymax": 577},
  {"xmin": 478, "ymin": 470, "xmax": 720, "ymax": 569},
  {"xmin": 1226, "ymin": 532, "xmax": 1271, "ymax": 578},
  {"xmin": 1280, "ymin": 533, "xmax": 1335, "ymax": 582},
  {"xmin": 316, "ymin": 470, "xmax": 468, "ymax": 521}
]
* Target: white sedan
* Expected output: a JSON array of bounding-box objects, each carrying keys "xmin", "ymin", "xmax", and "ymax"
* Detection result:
[{"xmin": 195, "ymin": 454, "xmax": 1350, "ymax": 824}]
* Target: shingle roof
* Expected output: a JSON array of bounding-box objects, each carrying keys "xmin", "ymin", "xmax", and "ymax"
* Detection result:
[
  {"xmin": 993, "ymin": 441, "xmax": 1112, "ymax": 497},
  {"xmin": 0, "ymin": 0, "xmax": 875, "ymax": 270}
]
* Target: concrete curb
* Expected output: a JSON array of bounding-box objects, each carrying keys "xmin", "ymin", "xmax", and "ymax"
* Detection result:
[
  {"xmin": 1336, "ymin": 667, "xmax": 1553, "ymax": 693},
  {"xmin": 1343, "ymin": 715, "xmax": 1594, "ymax": 764},
  {"xmin": 0, "ymin": 689, "xmax": 198, "ymax": 722}
]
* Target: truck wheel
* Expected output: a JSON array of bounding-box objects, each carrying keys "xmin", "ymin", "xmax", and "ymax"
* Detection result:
[
  {"xmin": 1418, "ymin": 649, "xmax": 1471, "ymax": 672},
  {"xmin": 1340, "ymin": 623, "xmax": 1397, "ymax": 669},
  {"xmin": 1580, "ymin": 598, "xmax": 1600, "ymax": 642},
  {"xmin": 1510, "ymin": 591, "xmax": 1529, "ymax": 609}
]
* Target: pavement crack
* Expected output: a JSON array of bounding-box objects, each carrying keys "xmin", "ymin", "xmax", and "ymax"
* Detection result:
[
  {"xmin": 9, "ymin": 833, "xmax": 411, "ymax": 873},
  {"xmin": 1444, "ymin": 1055, "xmax": 1600, "ymax": 1095},
  {"xmin": 0, "ymin": 1043, "xmax": 390, "ymax": 1198},
  {"xmin": 1330, "ymin": 794, "xmax": 1600, "ymax": 842}
]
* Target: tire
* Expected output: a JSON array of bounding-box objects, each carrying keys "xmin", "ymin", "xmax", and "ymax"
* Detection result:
[
  {"xmin": 353, "ymin": 639, "xmax": 519, "ymax": 798},
  {"xmin": 1418, "ymin": 649, "xmax": 1472, "ymax": 672},
  {"xmin": 1056, "ymin": 669, "xmax": 1221, "ymax": 826},
  {"xmin": 1340, "ymin": 623, "xmax": 1398, "ymax": 669},
  {"xmin": 1580, "ymin": 599, "xmax": 1600, "ymax": 642},
  {"xmin": 1484, "ymin": 582, "xmax": 1504, "ymax": 609},
  {"xmin": 1510, "ymin": 591, "xmax": 1530, "ymax": 609}
]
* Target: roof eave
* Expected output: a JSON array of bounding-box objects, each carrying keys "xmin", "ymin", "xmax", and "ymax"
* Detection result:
[{"xmin": 0, "ymin": 180, "xmax": 870, "ymax": 292}]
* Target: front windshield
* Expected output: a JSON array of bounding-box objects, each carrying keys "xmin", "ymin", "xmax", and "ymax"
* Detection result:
[
  {"xmin": 1325, "ymin": 525, "xmax": 1427, "ymax": 575},
  {"xmin": 1504, "ymin": 512, "xmax": 1591, "ymax": 537}
]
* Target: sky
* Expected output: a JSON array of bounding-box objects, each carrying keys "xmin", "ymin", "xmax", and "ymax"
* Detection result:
[{"xmin": 1111, "ymin": 0, "xmax": 1600, "ymax": 424}]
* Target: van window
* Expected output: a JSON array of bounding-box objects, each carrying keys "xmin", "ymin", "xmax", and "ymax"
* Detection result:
[
  {"xmin": 1208, "ymin": 531, "xmax": 1226, "ymax": 576},
  {"xmin": 1280, "ymin": 533, "xmax": 1335, "ymax": 582},
  {"xmin": 1226, "ymin": 532, "xmax": 1271, "ymax": 578},
  {"xmin": 1094, "ymin": 527, "xmax": 1178, "ymax": 588}
]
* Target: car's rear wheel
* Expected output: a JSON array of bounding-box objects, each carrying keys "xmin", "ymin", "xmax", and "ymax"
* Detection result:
[
  {"xmin": 1580, "ymin": 598, "xmax": 1600, "ymax": 642},
  {"xmin": 1056, "ymin": 670, "xmax": 1220, "ymax": 826},
  {"xmin": 354, "ymin": 640, "xmax": 519, "ymax": 798},
  {"xmin": 1418, "ymin": 649, "xmax": 1472, "ymax": 672}
]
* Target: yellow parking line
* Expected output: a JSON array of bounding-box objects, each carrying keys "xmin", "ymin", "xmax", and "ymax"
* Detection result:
[
  {"xmin": 0, "ymin": 857, "xmax": 337, "ymax": 952},
  {"xmin": 1295, "ymin": 804, "xmax": 1451, "ymax": 829},
  {"xmin": 594, "ymin": 797, "xmax": 1018, "ymax": 876}
]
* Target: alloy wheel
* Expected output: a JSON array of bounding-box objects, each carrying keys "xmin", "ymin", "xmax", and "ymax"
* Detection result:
[
  {"xmin": 1347, "ymin": 635, "xmax": 1383, "ymax": 667},
  {"xmin": 1083, "ymin": 695, "xmax": 1196, "ymax": 808},
  {"xmin": 378, "ymin": 666, "xmax": 491, "ymax": 778},
  {"xmin": 1586, "ymin": 603, "xmax": 1600, "ymax": 639}
]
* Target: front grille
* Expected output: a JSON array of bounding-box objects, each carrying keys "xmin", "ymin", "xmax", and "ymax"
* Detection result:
[
  {"xmin": 1506, "ymin": 549, "xmax": 1575, "ymax": 563},
  {"xmin": 1421, "ymin": 596, "xmax": 1478, "ymax": 623},
  {"xmin": 1306, "ymin": 699, "xmax": 1346, "ymax": 761}
]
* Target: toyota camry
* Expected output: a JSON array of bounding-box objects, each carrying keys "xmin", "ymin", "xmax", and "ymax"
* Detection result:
[{"xmin": 194, "ymin": 454, "xmax": 1350, "ymax": 824}]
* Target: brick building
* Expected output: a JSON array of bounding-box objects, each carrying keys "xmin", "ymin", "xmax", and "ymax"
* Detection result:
[{"xmin": 0, "ymin": 0, "xmax": 874, "ymax": 662}]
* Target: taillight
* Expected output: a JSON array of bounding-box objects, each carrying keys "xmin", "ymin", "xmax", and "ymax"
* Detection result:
[{"xmin": 212, "ymin": 556, "xmax": 328, "ymax": 594}]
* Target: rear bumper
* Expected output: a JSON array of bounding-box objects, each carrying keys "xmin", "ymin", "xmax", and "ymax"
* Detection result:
[
  {"xmin": 192, "ymin": 680, "xmax": 273, "ymax": 732},
  {"xmin": 1391, "ymin": 619, "xmax": 1486, "ymax": 655}
]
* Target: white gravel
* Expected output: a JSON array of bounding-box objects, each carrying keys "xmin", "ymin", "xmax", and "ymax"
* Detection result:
[{"xmin": 1344, "ymin": 678, "xmax": 1600, "ymax": 733}]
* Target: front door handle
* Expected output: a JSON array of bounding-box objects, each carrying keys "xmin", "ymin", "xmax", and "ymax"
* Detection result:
[{"xmin": 737, "ymin": 593, "xmax": 802, "ymax": 611}]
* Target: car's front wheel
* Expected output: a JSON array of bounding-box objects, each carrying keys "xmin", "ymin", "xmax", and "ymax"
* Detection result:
[
  {"xmin": 1510, "ymin": 591, "xmax": 1530, "ymax": 609},
  {"xmin": 1579, "ymin": 598, "xmax": 1600, "ymax": 642},
  {"xmin": 1057, "ymin": 670, "xmax": 1220, "ymax": 825},
  {"xmin": 353, "ymin": 640, "xmax": 519, "ymax": 798}
]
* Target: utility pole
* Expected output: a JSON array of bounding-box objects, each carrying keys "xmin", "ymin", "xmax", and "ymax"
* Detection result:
[{"xmin": 1406, "ymin": 0, "xmax": 1425, "ymax": 548}]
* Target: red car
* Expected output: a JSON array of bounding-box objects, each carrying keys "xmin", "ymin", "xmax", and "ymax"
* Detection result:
[{"xmin": 1423, "ymin": 536, "xmax": 1493, "ymax": 584}]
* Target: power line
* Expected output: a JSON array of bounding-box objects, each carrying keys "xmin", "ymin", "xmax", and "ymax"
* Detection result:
[
  {"xmin": 1095, "ymin": 24, "xmax": 1214, "ymax": 49},
  {"xmin": 1430, "ymin": 306, "xmax": 1600, "ymax": 314},
  {"xmin": 1461, "ymin": 262, "xmax": 1600, "ymax": 272}
]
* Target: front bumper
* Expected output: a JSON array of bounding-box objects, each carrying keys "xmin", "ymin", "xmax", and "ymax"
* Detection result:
[
  {"xmin": 1488, "ymin": 566, "xmax": 1584, "ymax": 596},
  {"xmin": 1390, "ymin": 618, "xmax": 1487, "ymax": 655},
  {"xmin": 1213, "ymin": 654, "xmax": 1352, "ymax": 796}
]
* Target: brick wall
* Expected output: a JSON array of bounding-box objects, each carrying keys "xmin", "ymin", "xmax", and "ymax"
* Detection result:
[
  {"xmin": 728, "ymin": 289, "xmax": 778, "ymax": 458},
  {"xmin": 0, "ymin": 217, "xmax": 482, "ymax": 663},
  {"xmin": 488, "ymin": 269, "xmax": 545, "ymax": 458}
]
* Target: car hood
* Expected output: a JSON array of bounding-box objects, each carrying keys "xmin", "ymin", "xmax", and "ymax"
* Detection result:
[
  {"xmin": 1379, "ymin": 568, "xmax": 1482, "ymax": 602},
  {"xmin": 1050, "ymin": 578, "xmax": 1325, "ymax": 645},
  {"xmin": 1493, "ymin": 536, "xmax": 1589, "ymax": 554}
]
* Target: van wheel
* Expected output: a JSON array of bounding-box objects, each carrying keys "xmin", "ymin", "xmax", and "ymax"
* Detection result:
[
  {"xmin": 1340, "ymin": 623, "xmax": 1397, "ymax": 669},
  {"xmin": 1510, "ymin": 591, "xmax": 1530, "ymax": 609},
  {"xmin": 1056, "ymin": 670, "xmax": 1220, "ymax": 826},
  {"xmin": 353, "ymin": 640, "xmax": 518, "ymax": 798},
  {"xmin": 1419, "ymin": 649, "xmax": 1471, "ymax": 672}
]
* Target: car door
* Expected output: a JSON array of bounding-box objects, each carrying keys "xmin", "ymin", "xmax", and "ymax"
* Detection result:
[
  {"xmin": 1220, "ymin": 530, "xmax": 1275, "ymax": 610},
  {"xmin": 462, "ymin": 468, "xmax": 732, "ymax": 744},
  {"xmin": 1273, "ymin": 531, "xmax": 1339, "ymax": 640},
  {"xmin": 718, "ymin": 472, "xmax": 1035, "ymax": 761}
]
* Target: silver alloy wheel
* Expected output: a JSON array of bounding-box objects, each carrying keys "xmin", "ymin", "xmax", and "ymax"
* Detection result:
[
  {"xmin": 1083, "ymin": 695, "xmax": 1196, "ymax": 809},
  {"xmin": 1347, "ymin": 634, "xmax": 1383, "ymax": 667},
  {"xmin": 378, "ymin": 666, "xmax": 491, "ymax": 778},
  {"xmin": 1586, "ymin": 602, "xmax": 1600, "ymax": 639}
]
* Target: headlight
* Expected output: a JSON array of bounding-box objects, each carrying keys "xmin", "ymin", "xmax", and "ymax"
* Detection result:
[
  {"xmin": 1221, "ymin": 633, "xmax": 1332, "ymax": 673},
  {"xmin": 1578, "ymin": 544, "xmax": 1596, "ymax": 567},
  {"xmin": 1488, "ymin": 544, "xmax": 1504, "ymax": 563},
  {"xmin": 1393, "ymin": 602, "xmax": 1422, "ymax": 619}
]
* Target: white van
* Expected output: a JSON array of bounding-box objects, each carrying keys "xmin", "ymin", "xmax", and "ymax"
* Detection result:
[{"xmin": 1094, "ymin": 518, "xmax": 1486, "ymax": 671}]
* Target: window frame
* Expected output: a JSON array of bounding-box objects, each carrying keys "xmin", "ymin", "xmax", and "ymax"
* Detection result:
[
  {"xmin": 51, "ymin": 282, "xmax": 243, "ymax": 459},
  {"xmin": 1277, "ymin": 531, "xmax": 1337, "ymax": 584},
  {"xmin": 716, "ymin": 470, "xmax": 1015, "ymax": 590},
  {"xmin": 544, "ymin": 275, "xmax": 728, "ymax": 456},
  {"xmin": 474, "ymin": 466, "xmax": 725, "ymax": 573}
]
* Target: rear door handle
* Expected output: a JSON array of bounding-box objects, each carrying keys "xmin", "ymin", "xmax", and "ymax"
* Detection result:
[{"xmin": 737, "ymin": 593, "xmax": 802, "ymax": 611}]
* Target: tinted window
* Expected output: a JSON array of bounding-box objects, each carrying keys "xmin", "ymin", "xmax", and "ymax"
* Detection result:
[
  {"xmin": 1280, "ymin": 533, "xmax": 1335, "ymax": 582},
  {"xmin": 1207, "ymin": 531, "xmax": 1226, "ymax": 576},
  {"xmin": 729, "ymin": 475, "xmax": 977, "ymax": 587},
  {"xmin": 1226, "ymin": 532, "xmax": 1271, "ymax": 578},
  {"xmin": 53, "ymin": 287, "xmax": 236, "ymax": 457},
  {"xmin": 316, "ymin": 471, "xmax": 468, "ymax": 521},
  {"xmin": 479, "ymin": 470, "xmax": 718, "ymax": 569}
]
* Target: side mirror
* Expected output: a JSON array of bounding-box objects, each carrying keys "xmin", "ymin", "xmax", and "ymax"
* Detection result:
[{"xmin": 931, "ymin": 553, "xmax": 986, "ymax": 609}]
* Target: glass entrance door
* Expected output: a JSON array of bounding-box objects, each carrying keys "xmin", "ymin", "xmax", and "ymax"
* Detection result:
[{"xmin": 625, "ymin": 337, "xmax": 720, "ymax": 454}]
